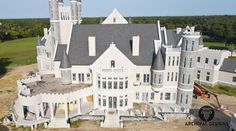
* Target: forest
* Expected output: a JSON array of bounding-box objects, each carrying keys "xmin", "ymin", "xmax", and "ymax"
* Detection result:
[{"xmin": 0, "ymin": 15, "xmax": 236, "ymax": 45}]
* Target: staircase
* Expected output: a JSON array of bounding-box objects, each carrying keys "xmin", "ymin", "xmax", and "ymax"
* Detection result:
[
  {"xmin": 48, "ymin": 118, "xmax": 70, "ymax": 128},
  {"xmin": 102, "ymin": 110, "xmax": 120, "ymax": 128}
]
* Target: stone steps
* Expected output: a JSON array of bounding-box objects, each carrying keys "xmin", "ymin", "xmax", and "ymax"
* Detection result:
[{"xmin": 48, "ymin": 118, "xmax": 70, "ymax": 128}]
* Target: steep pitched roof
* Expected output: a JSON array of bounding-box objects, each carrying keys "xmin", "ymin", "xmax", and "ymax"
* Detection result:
[
  {"xmin": 65, "ymin": 24, "xmax": 160, "ymax": 66},
  {"xmin": 102, "ymin": 9, "xmax": 128, "ymax": 24},
  {"xmin": 60, "ymin": 49, "xmax": 71, "ymax": 69},
  {"xmin": 152, "ymin": 48, "xmax": 165, "ymax": 70},
  {"xmin": 220, "ymin": 59, "xmax": 236, "ymax": 73}
]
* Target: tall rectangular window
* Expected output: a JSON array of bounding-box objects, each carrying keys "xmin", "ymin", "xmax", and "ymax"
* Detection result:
[
  {"xmin": 114, "ymin": 81, "xmax": 118, "ymax": 89},
  {"xmin": 108, "ymin": 81, "xmax": 112, "ymax": 89},
  {"xmin": 197, "ymin": 57, "xmax": 201, "ymax": 63},
  {"xmin": 143, "ymin": 74, "xmax": 150, "ymax": 83},
  {"xmin": 175, "ymin": 72, "xmax": 178, "ymax": 81},
  {"xmin": 233, "ymin": 77, "xmax": 236, "ymax": 82},
  {"xmin": 120, "ymin": 99, "xmax": 123, "ymax": 107},
  {"xmin": 188, "ymin": 75, "xmax": 191, "ymax": 84},
  {"xmin": 167, "ymin": 72, "xmax": 170, "ymax": 81},
  {"xmin": 214, "ymin": 59, "xmax": 218, "ymax": 65},
  {"xmin": 151, "ymin": 92, "xmax": 155, "ymax": 100},
  {"xmin": 190, "ymin": 58, "xmax": 193, "ymax": 68},
  {"xmin": 125, "ymin": 81, "xmax": 128, "ymax": 89},
  {"xmin": 180, "ymin": 94, "xmax": 183, "ymax": 103},
  {"xmin": 171, "ymin": 72, "xmax": 174, "ymax": 81},
  {"xmin": 177, "ymin": 56, "xmax": 179, "ymax": 66},
  {"xmin": 168, "ymin": 56, "xmax": 171, "ymax": 66},
  {"xmin": 78, "ymin": 73, "xmax": 84, "ymax": 82},
  {"xmin": 186, "ymin": 95, "xmax": 189, "ymax": 104},
  {"xmin": 205, "ymin": 58, "xmax": 209, "ymax": 64},
  {"xmin": 103, "ymin": 81, "xmax": 106, "ymax": 89},
  {"xmin": 153, "ymin": 74, "xmax": 157, "ymax": 84},
  {"xmin": 111, "ymin": 60, "xmax": 115, "ymax": 68},
  {"xmin": 165, "ymin": 93, "xmax": 171, "ymax": 100},
  {"xmin": 136, "ymin": 74, "xmax": 140, "ymax": 81},
  {"xmin": 191, "ymin": 41, "xmax": 195, "ymax": 51},
  {"xmin": 125, "ymin": 98, "xmax": 128, "ymax": 106},
  {"xmin": 87, "ymin": 73, "xmax": 90, "ymax": 82},
  {"xmin": 98, "ymin": 80, "xmax": 101, "ymax": 88},
  {"xmin": 119, "ymin": 81, "xmax": 123, "ymax": 89},
  {"xmin": 72, "ymin": 73, "xmax": 76, "ymax": 81},
  {"xmin": 172, "ymin": 56, "xmax": 175, "ymax": 66},
  {"xmin": 103, "ymin": 99, "xmax": 106, "ymax": 107},
  {"xmin": 182, "ymin": 74, "xmax": 185, "ymax": 83},
  {"xmin": 136, "ymin": 92, "xmax": 140, "ymax": 100},
  {"xmin": 184, "ymin": 58, "xmax": 187, "ymax": 67},
  {"xmin": 160, "ymin": 93, "xmax": 163, "ymax": 100}
]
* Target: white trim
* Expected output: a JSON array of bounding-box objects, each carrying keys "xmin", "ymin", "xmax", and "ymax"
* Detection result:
[{"xmin": 66, "ymin": 24, "xmax": 73, "ymax": 54}]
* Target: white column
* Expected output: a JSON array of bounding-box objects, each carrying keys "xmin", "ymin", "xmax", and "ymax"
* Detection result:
[
  {"xmin": 50, "ymin": 103, "xmax": 54, "ymax": 119},
  {"xmin": 65, "ymin": 102, "xmax": 68, "ymax": 119},
  {"xmin": 35, "ymin": 105, "xmax": 39, "ymax": 120},
  {"xmin": 40, "ymin": 103, "xmax": 44, "ymax": 117},
  {"xmin": 77, "ymin": 99, "xmax": 81, "ymax": 115}
]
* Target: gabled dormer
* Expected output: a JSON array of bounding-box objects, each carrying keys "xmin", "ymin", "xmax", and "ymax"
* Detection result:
[{"xmin": 102, "ymin": 9, "xmax": 128, "ymax": 24}]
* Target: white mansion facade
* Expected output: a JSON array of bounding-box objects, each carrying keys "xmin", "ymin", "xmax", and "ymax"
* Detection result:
[{"xmin": 12, "ymin": 0, "xmax": 236, "ymax": 129}]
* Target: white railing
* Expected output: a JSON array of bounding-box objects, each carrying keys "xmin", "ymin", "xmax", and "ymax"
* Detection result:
[{"xmin": 101, "ymin": 68, "xmax": 128, "ymax": 73}]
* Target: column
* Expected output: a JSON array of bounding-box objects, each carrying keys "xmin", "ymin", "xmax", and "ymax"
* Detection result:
[
  {"xmin": 65, "ymin": 102, "xmax": 68, "ymax": 119},
  {"xmin": 77, "ymin": 99, "xmax": 81, "ymax": 115},
  {"xmin": 40, "ymin": 103, "xmax": 44, "ymax": 117},
  {"xmin": 50, "ymin": 103, "xmax": 54, "ymax": 119},
  {"xmin": 35, "ymin": 104, "xmax": 39, "ymax": 120}
]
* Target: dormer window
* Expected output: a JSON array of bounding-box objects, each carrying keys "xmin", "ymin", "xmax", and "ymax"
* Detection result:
[{"xmin": 113, "ymin": 18, "xmax": 116, "ymax": 23}]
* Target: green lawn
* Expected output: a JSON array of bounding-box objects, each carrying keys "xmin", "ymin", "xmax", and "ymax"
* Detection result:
[
  {"xmin": 0, "ymin": 37, "xmax": 37, "ymax": 66},
  {"xmin": 201, "ymin": 83, "xmax": 236, "ymax": 97}
]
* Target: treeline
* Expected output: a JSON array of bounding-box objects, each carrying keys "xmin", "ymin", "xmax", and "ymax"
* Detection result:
[
  {"xmin": 0, "ymin": 19, "xmax": 50, "ymax": 42},
  {"xmin": 0, "ymin": 15, "xmax": 236, "ymax": 45}
]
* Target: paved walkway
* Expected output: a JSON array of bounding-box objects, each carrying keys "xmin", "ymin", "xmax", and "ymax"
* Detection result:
[{"xmin": 103, "ymin": 110, "xmax": 120, "ymax": 128}]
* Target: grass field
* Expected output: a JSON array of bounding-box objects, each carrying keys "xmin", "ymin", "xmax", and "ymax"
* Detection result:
[
  {"xmin": 0, "ymin": 37, "xmax": 37, "ymax": 66},
  {"xmin": 202, "ymin": 83, "xmax": 236, "ymax": 97}
]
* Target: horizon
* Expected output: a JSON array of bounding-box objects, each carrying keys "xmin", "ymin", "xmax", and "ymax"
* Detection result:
[{"xmin": 0, "ymin": 0, "xmax": 236, "ymax": 19}]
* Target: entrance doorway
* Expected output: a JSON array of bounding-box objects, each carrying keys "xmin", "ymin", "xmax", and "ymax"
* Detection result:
[{"xmin": 108, "ymin": 97, "xmax": 117, "ymax": 109}]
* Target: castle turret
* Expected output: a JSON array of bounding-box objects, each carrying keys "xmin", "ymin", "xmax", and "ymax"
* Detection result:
[
  {"xmin": 48, "ymin": 0, "xmax": 61, "ymax": 44},
  {"xmin": 70, "ymin": 0, "xmax": 82, "ymax": 24},
  {"xmin": 177, "ymin": 27, "xmax": 200, "ymax": 108},
  {"xmin": 60, "ymin": 49, "xmax": 72, "ymax": 85},
  {"xmin": 152, "ymin": 48, "xmax": 165, "ymax": 92}
]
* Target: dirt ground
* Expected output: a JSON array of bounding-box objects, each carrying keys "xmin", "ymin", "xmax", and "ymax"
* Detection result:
[{"xmin": 0, "ymin": 64, "xmax": 236, "ymax": 131}]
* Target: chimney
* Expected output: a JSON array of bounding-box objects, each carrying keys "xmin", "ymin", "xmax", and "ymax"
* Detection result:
[
  {"xmin": 88, "ymin": 36, "xmax": 96, "ymax": 56},
  {"xmin": 176, "ymin": 28, "xmax": 182, "ymax": 34},
  {"xmin": 190, "ymin": 26, "xmax": 195, "ymax": 33},
  {"xmin": 132, "ymin": 36, "xmax": 140, "ymax": 56}
]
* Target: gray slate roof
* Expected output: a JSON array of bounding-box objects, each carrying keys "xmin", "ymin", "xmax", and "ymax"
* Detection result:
[
  {"xmin": 220, "ymin": 59, "xmax": 236, "ymax": 73},
  {"xmin": 152, "ymin": 48, "xmax": 165, "ymax": 70},
  {"xmin": 55, "ymin": 24, "xmax": 183, "ymax": 66},
  {"xmin": 60, "ymin": 49, "xmax": 71, "ymax": 68},
  {"xmin": 67, "ymin": 24, "xmax": 160, "ymax": 66}
]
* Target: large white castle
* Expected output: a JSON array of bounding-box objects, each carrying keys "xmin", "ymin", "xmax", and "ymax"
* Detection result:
[{"xmin": 12, "ymin": 0, "xmax": 236, "ymax": 129}]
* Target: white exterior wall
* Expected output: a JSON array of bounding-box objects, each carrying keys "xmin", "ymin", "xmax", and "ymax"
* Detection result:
[{"xmin": 218, "ymin": 71, "xmax": 236, "ymax": 85}]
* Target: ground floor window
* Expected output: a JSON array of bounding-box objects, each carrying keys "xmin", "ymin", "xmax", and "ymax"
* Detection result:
[
  {"xmin": 136, "ymin": 92, "xmax": 139, "ymax": 100},
  {"xmin": 165, "ymin": 93, "xmax": 171, "ymax": 100},
  {"xmin": 72, "ymin": 73, "xmax": 76, "ymax": 81},
  {"xmin": 151, "ymin": 92, "xmax": 155, "ymax": 100},
  {"xmin": 125, "ymin": 98, "xmax": 128, "ymax": 106},
  {"xmin": 103, "ymin": 99, "xmax": 106, "ymax": 107},
  {"xmin": 233, "ymin": 77, "xmax": 236, "ymax": 82},
  {"xmin": 120, "ymin": 99, "xmax": 123, "ymax": 107}
]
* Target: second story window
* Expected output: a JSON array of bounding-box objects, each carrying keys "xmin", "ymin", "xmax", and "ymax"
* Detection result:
[
  {"xmin": 214, "ymin": 59, "xmax": 218, "ymax": 65},
  {"xmin": 136, "ymin": 74, "xmax": 140, "ymax": 81},
  {"xmin": 205, "ymin": 58, "xmax": 209, "ymax": 64},
  {"xmin": 233, "ymin": 77, "xmax": 236, "ymax": 83},
  {"xmin": 197, "ymin": 57, "xmax": 201, "ymax": 63},
  {"xmin": 168, "ymin": 56, "xmax": 171, "ymax": 66},
  {"xmin": 143, "ymin": 74, "xmax": 150, "ymax": 83},
  {"xmin": 111, "ymin": 60, "xmax": 115, "ymax": 68}
]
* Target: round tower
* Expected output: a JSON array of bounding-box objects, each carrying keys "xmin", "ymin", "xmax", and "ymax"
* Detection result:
[
  {"xmin": 152, "ymin": 48, "xmax": 165, "ymax": 92},
  {"xmin": 60, "ymin": 49, "xmax": 72, "ymax": 85},
  {"xmin": 48, "ymin": 0, "xmax": 61, "ymax": 44},
  {"xmin": 177, "ymin": 27, "xmax": 200, "ymax": 108},
  {"xmin": 70, "ymin": 0, "xmax": 82, "ymax": 24}
]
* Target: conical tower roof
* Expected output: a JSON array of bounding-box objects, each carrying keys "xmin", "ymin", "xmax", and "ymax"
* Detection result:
[
  {"xmin": 152, "ymin": 49, "xmax": 165, "ymax": 70},
  {"xmin": 60, "ymin": 49, "xmax": 71, "ymax": 69}
]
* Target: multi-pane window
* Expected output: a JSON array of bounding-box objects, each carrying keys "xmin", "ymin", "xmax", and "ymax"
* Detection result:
[
  {"xmin": 119, "ymin": 81, "xmax": 123, "ymax": 89},
  {"xmin": 72, "ymin": 73, "xmax": 76, "ymax": 81},
  {"xmin": 167, "ymin": 72, "xmax": 170, "ymax": 81},
  {"xmin": 165, "ymin": 93, "xmax": 171, "ymax": 100},
  {"xmin": 184, "ymin": 58, "xmax": 187, "ymax": 67},
  {"xmin": 136, "ymin": 74, "xmax": 140, "ymax": 81},
  {"xmin": 197, "ymin": 70, "xmax": 201, "ymax": 80},
  {"xmin": 171, "ymin": 72, "xmax": 174, "ymax": 81},
  {"xmin": 153, "ymin": 74, "xmax": 157, "ymax": 84},
  {"xmin": 114, "ymin": 81, "xmax": 118, "ymax": 89},
  {"xmin": 151, "ymin": 92, "xmax": 155, "ymax": 100},
  {"xmin": 177, "ymin": 56, "xmax": 179, "ymax": 66},
  {"xmin": 87, "ymin": 73, "xmax": 90, "ymax": 81},
  {"xmin": 206, "ymin": 72, "xmax": 210, "ymax": 81},
  {"xmin": 78, "ymin": 73, "xmax": 84, "ymax": 82},
  {"xmin": 111, "ymin": 60, "xmax": 115, "ymax": 68},
  {"xmin": 180, "ymin": 94, "xmax": 183, "ymax": 103},
  {"xmin": 191, "ymin": 41, "xmax": 195, "ymax": 51},
  {"xmin": 233, "ymin": 77, "xmax": 236, "ymax": 82},
  {"xmin": 190, "ymin": 58, "xmax": 193, "ymax": 68},
  {"xmin": 136, "ymin": 92, "xmax": 140, "ymax": 100},
  {"xmin": 160, "ymin": 93, "xmax": 163, "ymax": 100},
  {"xmin": 214, "ymin": 59, "xmax": 218, "ymax": 65},
  {"xmin": 103, "ymin": 81, "xmax": 106, "ymax": 89},
  {"xmin": 172, "ymin": 56, "xmax": 175, "ymax": 66},
  {"xmin": 175, "ymin": 73, "xmax": 178, "ymax": 81},
  {"xmin": 158, "ymin": 74, "xmax": 162, "ymax": 84},
  {"xmin": 182, "ymin": 74, "xmax": 185, "ymax": 83},
  {"xmin": 98, "ymin": 80, "xmax": 101, "ymax": 88},
  {"xmin": 125, "ymin": 98, "xmax": 128, "ymax": 106},
  {"xmin": 120, "ymin": 99, "xmax": 123, "ymax": 107},
  {"xmin": 185, "ymin": 40, "xmax": 188, "ymax": 51},
  {"xmin": 103, "ymin": 99, "xmax": 106, "ymax": 107},
  {"xmin": 125, "ymin": 81, "xmax": 128, "ymax": 89},
  {"xmin": 197, "ymin": 57, "xmax": 201, "ymax": 63},
  {"xmin": 188, "ymin": 75, "xmax": 191, "ymax": 84},
  {"xmin": 168, "ymin": 56, "xmax": 171, "ymax": 66},
  {"xmin": 186, "ymin": 95, "xmax": 189, "ymax": 104},
  {"xmin": 108, "ymin": 81, "xmax": 112, "ymax": 89},
  {"xmin": 205, "ymin": 58, "xmax": 209, "ymax": 64},
  {"xmin": 143, "ymin": 74, "xmax": 150, "ymax": 83}
]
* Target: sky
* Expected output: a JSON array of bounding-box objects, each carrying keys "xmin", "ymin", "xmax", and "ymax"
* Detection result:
[{"xmin": 0, "ymin": 0, "xmax": 236, "ymax": 19}]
